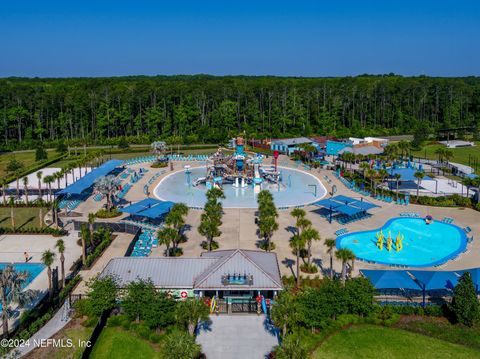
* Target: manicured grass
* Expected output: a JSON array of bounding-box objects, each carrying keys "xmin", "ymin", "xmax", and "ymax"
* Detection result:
[
  {"xmin": 0, "ymin": 207, "xmax": 47, "ymax": 229},
  {"xmin": 0, "ymin": 150, "xmax": 55, "ymax": 177},
  {"xmin": 411, "ymin": 142, "xmax": 480, "ymax": 173},
  {"xmin": 313, "ymin": 325, "xmax": 480, "ymax": 359},
  {"xmin": 395, "ymin": 316, "xmax": 480, "ymax": 351},
  {"xmin": 91, "ymin": 327, "xmax": 162, "ymax": 359}
]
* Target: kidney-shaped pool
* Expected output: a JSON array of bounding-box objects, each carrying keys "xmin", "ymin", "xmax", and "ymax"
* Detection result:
[{"xmin": 336, "ymin": 217, "xmax": 468, "ymax": 267}]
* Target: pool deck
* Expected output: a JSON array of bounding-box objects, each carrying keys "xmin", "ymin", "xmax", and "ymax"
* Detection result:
[
  {"xmin": 47, "ymin": 154, "xmax": 480, "ymax": 282},
  {"xmin": 0, "ymin": 232, "xmax": 83, "ymax": 335}
]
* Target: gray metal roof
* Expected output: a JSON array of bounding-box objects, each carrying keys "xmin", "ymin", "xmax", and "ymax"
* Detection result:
[
  {"xmin": 197, "ymin": 250, "xmax": 283, "ymax": 290},
  {"xmin": 338, "ymin": 146, "xmax": 384, "ymax": 156},
  {"xmin": 272, "ymin": 137, "xmax": 312, "ymax": 146},
  {"xmin": 100, "ymin": 249, "xmax": 283, "ymax": 290},
  {"xmin": 101, "ymin": 257, "xmax": 218, "ymax": 288}
]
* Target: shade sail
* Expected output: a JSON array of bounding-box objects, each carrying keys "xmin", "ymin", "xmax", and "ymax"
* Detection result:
[
  {"xmin": 388, "ymin": 168, "xmax": 432, "ymax": 182},
  {"xmin": 313, "ymin": 195, "xmax": 380, "ymax": 217},
  {"xmin": 120, "ymin": 198, "xmax": 175, "ymax": 219},
  {"xmin": 58, "ymin": 159, "xmax": 124, "ymax": 195},
  {"xmin": 361, "ymin": 270, "xmax": 420, "ymax": 290},
  {"xmin": 409, "ymin": 270, "xmax": 459, "ymax": 290}
]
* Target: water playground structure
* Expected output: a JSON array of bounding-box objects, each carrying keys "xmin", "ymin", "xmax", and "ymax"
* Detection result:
[
  {"xmin": 192, "ymin": 136, "xmax": 282, "ymax": 194},
  {"xmin": 376, "ymin": 230, "xmax": 404, "ymax": 252}
]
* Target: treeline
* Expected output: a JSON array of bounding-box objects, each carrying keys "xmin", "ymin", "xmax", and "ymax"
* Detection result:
[{"xmin": 1, "ymin": 75, "xmax": 479, "ymax": 150}]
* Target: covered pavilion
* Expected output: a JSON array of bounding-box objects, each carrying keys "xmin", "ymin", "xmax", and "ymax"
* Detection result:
[{"xmin": 313, "ymin": 195, "xmax": 380, "ymax": 224}]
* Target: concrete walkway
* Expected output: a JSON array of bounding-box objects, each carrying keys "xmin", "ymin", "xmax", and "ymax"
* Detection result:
[
  {"xmin": 73, "ymin": 232, "xmax": 134, "ymax": 294},
  {"xmin": 196, "ymin": 315, "xmax": 279, "ymax": 359},
  {"xmin": 17, "ymin": 302, "xmax": 71, "ymax": 358}
]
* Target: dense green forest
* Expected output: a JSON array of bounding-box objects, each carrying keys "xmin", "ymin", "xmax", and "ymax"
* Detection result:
[{"xmin": 1, "ymin": 75, "xmax": 479, "ymax": 150}]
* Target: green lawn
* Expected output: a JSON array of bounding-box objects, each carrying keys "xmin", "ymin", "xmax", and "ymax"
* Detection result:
[
  {"xmin": 411, "ymin": 142, "xmax": 480, "ymax": 173},
  {"xmin": 91, "ymin": 327, "xmax": 162, "ymax": 359},
  {"xmin": 0, "ymin": 150, "xmax": 57, "ymax": 177},
  {"xmin": 313, "ymin": 325, "xmax": 480, "ymax": 359},
  {"xmin": 0, "ymin": 207, "xmax": 47, "ymax": 229}
]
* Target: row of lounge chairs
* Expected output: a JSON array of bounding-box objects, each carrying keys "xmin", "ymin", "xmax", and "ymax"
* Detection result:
[
  {"xmin": 116, "ymin": 183, "xmax": 132, "ymax": 200},
  {"xmin": 131, "ymin": 229, "xmax": 159, "ymax": 257},
  {"xmin": 334, "ymin": 228, "xmax": 348, "ymax": 236},
  {"xmin": 442, "ymin": 217, "xmax": 454, "ymax": 224},
  {"xmin": 58, "ymin": 198, "xmax": 82, "ymax": 211},
  {"xmin": 400, "ymin": 212, "xmax": 420, "ymax": 218},
  {"xmin": 337, "ymin": 212, "xmax": 372, "ymax": 225},
  {"xmin": 125, "ymin": 154, "xmax": 211, "ymax": 165}
]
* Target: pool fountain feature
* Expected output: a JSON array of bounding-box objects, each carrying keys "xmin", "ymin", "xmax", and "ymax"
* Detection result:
[
  {"xmin": 337, "ymin": 217, "xmax": 468, "ymax": 267},
  {"xmin": 154, "ymin": 137, "xmax": 326, "ymax": 208}
]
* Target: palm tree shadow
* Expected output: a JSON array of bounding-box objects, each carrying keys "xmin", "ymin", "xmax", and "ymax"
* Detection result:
[
  {"xmin": 284, "ymin": 225, "xmax": 296, "ymax": 235},
  {"xmin": 314, "ymin": 258, "xmax": 338, "ymax": 278},
  {"xmin": 196, "ymin": 318, "xmax": 213, "ymax": 334},
  {"xmin": 18, "ymin": 216, "xmax": 35, "ymax": 230},
  {"xmin": 281, "ymin": 257, "xmax": 295, "ymax": 277},
  {"xmin": 263, "ymin": 316, "xmax": 280, "ymax": 339}
]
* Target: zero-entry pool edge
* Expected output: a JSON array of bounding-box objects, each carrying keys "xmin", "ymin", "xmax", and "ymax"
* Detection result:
[{"xmin": 336, "ymin": 217, "xmax": 468, "ymax": 268}]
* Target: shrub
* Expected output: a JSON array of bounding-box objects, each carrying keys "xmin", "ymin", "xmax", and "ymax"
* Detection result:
[
  {"xmin": 82, "ymin": 317, "xmax": 98, "ymax": 327},
  {"xmin": 151, "ymin": 161, "xmax": 168, "ymax": 168},
  {"xmin": 120, "ymin": 316, "xmax": 131, "ymax": 330},
  {"xmin": 95, "ymin": 207, "xmax": 121, "ymax": 218},
  {"xmin": 135, "ymin": 324, "xmax": 152, "ymax": 340},
  {"xmin": 149, "ymin": 333, "xmax": 161, "ymax": 343},
  {"xmin": 107, "ymin": 315, "xmax": 122, "ymax": 327},
  {"xmin": 73, "ymin": 299, "xmax": 93, "ymax": 318},
  {"xmin": 59, "ymin": 274, "xmax": 82, "ymax": 300},
  {"xmin": 300, "ymin": 263, "xmax": 318, "ymax": 274}
]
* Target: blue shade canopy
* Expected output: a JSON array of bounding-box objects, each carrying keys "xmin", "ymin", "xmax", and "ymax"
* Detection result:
[
  {"xmin": 388, "ymin": 168, "xmax": 432, "ymax": 182},
  {"xmin": 361, "ymin": 270, "xmax": 420, "ymax": 290},
  {"xmin": 335, "ymin": 204, "xmax": 363, "ymax": 216},
  {"xmin": 409, "ymin": 270, "xmax": 459, "ymax": 290},
  {"xmin": 58, "ymin": 159, "xmax": 124, "ymax": 195},
  {"xmin": 313, "ymin": 195, "xmax": 380, "ymax": 216},
  {"xmin": 120, "ymin": 198, "xmax": 175, "ymax": 219}
]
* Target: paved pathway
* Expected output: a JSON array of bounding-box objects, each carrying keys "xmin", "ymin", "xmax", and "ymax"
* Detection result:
[
  {"xmin": 17, "ymin": 302, "xmax": 71, "ymax": 358},
  {"xmin": 73, "ymin": 232, "xmax": 134, "ymax": 294},
  {"xmin": 196, "ymin": 315, "xmax": 279, "ymax": 359}
]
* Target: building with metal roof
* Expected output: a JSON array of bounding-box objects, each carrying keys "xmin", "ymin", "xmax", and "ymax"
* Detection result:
[
  {"xmin": 270, "ymin": 137, "xmax": 314, "ymax": 155},
  {"xmin": 100, "ymin": 249, "xmax": 283, "ymax": 301}
]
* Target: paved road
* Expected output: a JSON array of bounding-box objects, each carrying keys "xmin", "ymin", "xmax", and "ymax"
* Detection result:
[{"xmin": 196, "ymin": 315, "xmax": 279, "ymax": 359}]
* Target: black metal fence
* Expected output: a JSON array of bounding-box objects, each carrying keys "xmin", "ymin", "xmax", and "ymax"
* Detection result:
[
  {"xmin": 80, "ymin": 310, "xmax": 111, "ymax": 359},
  {"xmin": 73, "ymin": 220, "xmax": 140, "ymax": 234}
]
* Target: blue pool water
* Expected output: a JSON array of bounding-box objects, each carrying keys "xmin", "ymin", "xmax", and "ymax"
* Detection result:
[
  {"xmin": 154, "ymin": 166, "xmax": 326, "ymax": 208},
  {"xmin": 0, "ymin": 263, "xmax": 45, "ymax": 312},
  {"xmin": 336, "ymin": 218, "xmax": 468, "ymax": 267}
]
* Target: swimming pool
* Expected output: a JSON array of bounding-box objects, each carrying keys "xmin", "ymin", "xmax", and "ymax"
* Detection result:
[
  {"xmin": 0, "ymin": 263, "xmax": 45, "ymax": 311},
  {"xmin": 336, "ymin": 218, "xmax": 468, "ymax": 267},
  {"xmin": 154, "ymin": 166, "xmax": 326, "ymax": 208}
]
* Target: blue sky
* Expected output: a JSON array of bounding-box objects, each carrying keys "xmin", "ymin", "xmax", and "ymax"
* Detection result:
[{"xmin": 0, "ymin": 0, "xmax": 479, "ymax": 77}]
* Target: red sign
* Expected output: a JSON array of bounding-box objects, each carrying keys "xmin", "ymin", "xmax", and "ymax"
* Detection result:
[
  {"xmin": 180, "ymin": 291, "xmax": 188, "ymax": 299},
  {"xmin": 273, "ymin": 150, "xmax": 279, "ymax": 159}
]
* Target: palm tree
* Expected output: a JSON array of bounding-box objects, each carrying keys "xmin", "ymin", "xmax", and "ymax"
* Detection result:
[
  {"xmin": 88, "ymin": 213, "xmax": 96, "ymax": 248},
  {"xmin": 394, "ymin": 173, "xmax": 402, "ymax": 200},
  {"xmin": 43, "ymin": 175, "xmax": 54, "ymax": 202},
  {"xmin": 0, "ymin": 265, "xmax": 36, "ymax": 334},
  {"xmin": 22, "ymin": 176, "xmax": 29, "ymax": 205},
  {"xmin": 335, "ymin": 248, "xmax": 356, "ymax": 284},
  {"xmin": 205, "ymin": 187, "xmax": 225, "ymax": 202},
  {"xmin": 55, "ymin": 239, "xmax": 66, "ymax": 287},
  {"xmin": 9, "ymin": 197, "xmax": 15, "ymax": 229},
  {"xmin": 6, "ymin": 159, "xmax": 24, "ymax": 199},
  {"xmin": 36, "ymin": 170, "xmax": 43, "ymax": 202},
  {"xmin": 302, "ymin": 227, "xmax": 320, "ymax": 266},
  {"xmin": 93, "ymin": 175, "xmax": 117, "ymax": 211},
  {"xmin": 359, "ymin": 162, "xmax": 370, "ymax": 181},
  {"xmin": 151, "ymin": 141, "xmax": 167, "ymax": 160},
  {"xmin": 414, "ymin": 171, "xmax": 425, "ymax": 199},
  {"xmin": 290, "ymin": 208, "xmax": 305, "ymax": 228},
  {"xmin": 324, "ymin": 238, "xmax": 336, "ymax": 279},
  {"xmin": 259, "ymin": 215, "xmax": 278, "ymax": 252},
  {"xmin": 175, "ymin": 298, "xmax": 209, "ymax": 336},
  {"xmin": 165, "ymin": 203, "xmax": 189, "ymax": 249},
  {"xmin": 41, "ymin": 249, "xmax": 56, "ymax": 298},
  {"xmin": 80, "ymin": 224, "xmax": 89, "ymax": 265},
  {"xmin": 38, "ymin": 206, "xmax": 44, "ymax": 228},
  {"xmin": 198, "ymin": 201, "xmax": 222, "ymax": 251},
  {"xmin": 1, "ymin": 179, "xmax": 7, "ymax": 205},
  {"xmin": 157, "ymin": 227, "xmax": 177, "ymax": 256},
  {"xmin": 377, "ymin": 169, "xmax": 388, "ymax": 196},
  {"xmin": 54, "ymin": 171, "xmax": 62, "ymax": 190},
  {"xmin": 290, "ymin": 234, "xmax": 306, "ymax": 287}
]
